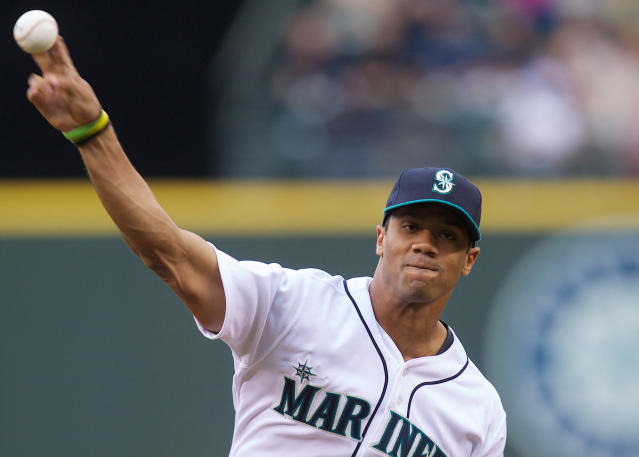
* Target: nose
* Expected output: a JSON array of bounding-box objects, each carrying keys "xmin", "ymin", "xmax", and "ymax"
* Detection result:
[{"xmin": 411, "ymin": 229, "xmax": 438, "ymax": 257}]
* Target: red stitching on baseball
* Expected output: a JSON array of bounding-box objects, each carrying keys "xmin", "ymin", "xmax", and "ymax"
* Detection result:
[{"xmin": 15, "ymin": 18, "xmax": 56, "ymax": 42}]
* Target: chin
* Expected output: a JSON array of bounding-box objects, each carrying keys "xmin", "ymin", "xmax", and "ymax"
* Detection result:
[{"xmin": 398, "ymin": 281, "xmax": 439, "ymax": 304}]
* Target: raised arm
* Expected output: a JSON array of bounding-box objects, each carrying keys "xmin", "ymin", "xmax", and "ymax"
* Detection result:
[{"xmin": 26, "ymin": 36, "xmax": 225, "ymax": 332}]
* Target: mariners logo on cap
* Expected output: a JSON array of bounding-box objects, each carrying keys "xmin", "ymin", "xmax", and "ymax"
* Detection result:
[{"xmin": 432, "ymin": 170, "xmax": 455, "ymax": 194}]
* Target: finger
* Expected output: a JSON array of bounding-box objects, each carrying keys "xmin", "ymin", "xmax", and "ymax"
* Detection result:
[
  {"xmin": 28, "ymin": 72, "xmax": 45, "ymax": 87},
  {"xmin": 49, "ymin": 36, "xmax": 75, "ymax": 69},
  {"xmin": 30, "ymin": 36, "xmax": 76, "ymax": 75},
  {"xmin": 26, "ymin": 73, "xmax": 50, "ymax": 103},
  {"xmin": 27, "ymin": 72, "xmax": 63, "ymax": 100},
  {"xmin": 27, "ymin": 73, "xmax": 62, "ymax": 92},
  {"xmin": 27, "ymin": 73, "xmax": 46, "ymax": 93},
  {"xmin": 31, "ymin": 48, "xmax": 55, "ymax": 74}
]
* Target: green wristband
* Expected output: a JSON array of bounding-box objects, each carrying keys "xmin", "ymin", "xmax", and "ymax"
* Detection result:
[{"xmin": 62, "ymin": 110, "xmax": 110, "ymax": 145}]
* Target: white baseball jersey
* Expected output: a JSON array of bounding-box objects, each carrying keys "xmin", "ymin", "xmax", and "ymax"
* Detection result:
[{"xmin": 196, "ymin": 246, "xmax": 506, "ymax": 457}]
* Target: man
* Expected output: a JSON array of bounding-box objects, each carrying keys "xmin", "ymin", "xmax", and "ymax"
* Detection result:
[{"xmin": 26, "ymin": 37, "xmax": 506, "ymax": 456}]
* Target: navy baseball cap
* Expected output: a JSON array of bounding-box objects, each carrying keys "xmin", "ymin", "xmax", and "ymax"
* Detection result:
[{"xmin": 383, "ymin": 167, "xmax": 482, "ymax": 242}]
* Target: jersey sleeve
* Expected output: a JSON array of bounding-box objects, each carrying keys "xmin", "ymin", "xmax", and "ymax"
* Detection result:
[
  {"xmin": 193, "ymin": 244, "xmax": 299, "ymax": 365},
  {"xmin": 474, "ymin": 397, "xmax": 507, "ymax": 457}
]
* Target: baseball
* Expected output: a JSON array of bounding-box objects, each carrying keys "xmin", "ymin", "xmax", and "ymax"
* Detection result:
[{"xmin": 13, "ymin": 10, "xmax": 58, "ymax": 54}]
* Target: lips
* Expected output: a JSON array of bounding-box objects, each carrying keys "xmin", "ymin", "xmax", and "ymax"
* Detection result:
[{"xmin": 404, "ymin": 261, "xmax": 439, "ymax": 272}]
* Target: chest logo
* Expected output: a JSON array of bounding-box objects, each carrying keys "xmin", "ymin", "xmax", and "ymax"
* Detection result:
[
  {"xmin": 373, "ymin": 411, "xmax": 447, "ymax": 457},
  {"xmin": 273, "ymin": 376, "xmax": 371, "ymax": 441},
  {"xmin": 433, "ymin": 170, "xmax": 454, "ymax": 194},
  {"xmin": 294, "ymin": 360, "xmax": 316, "ymax": 383}
]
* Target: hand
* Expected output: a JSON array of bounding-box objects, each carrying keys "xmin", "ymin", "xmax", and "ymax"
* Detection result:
[{"xmin": 26, "ymin": 36, "xmax": 102, "ymax": 132}]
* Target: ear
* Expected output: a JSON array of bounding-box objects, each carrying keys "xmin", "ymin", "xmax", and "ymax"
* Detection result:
[
  {"xmin": 376, "ymin": 225, "xmax": 385, "ymax": 256},
  {"xmin": 461, "ymin": 247, "xmax": 480, "ymax": 276}
]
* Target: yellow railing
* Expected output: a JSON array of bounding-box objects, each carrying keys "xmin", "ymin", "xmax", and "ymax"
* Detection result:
[{"xmin": 1, "ymin": 179, "xmax": 638, "ymax": 236}]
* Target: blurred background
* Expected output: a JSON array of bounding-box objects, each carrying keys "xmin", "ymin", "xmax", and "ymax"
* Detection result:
[{"xmin": 2, "ymin": 1, "xmax": 639, "ymax": 456}]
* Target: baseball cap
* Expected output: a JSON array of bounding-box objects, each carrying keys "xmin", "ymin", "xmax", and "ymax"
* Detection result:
[{"xmin": 383, "ymin": 167, "xmax": 482, "ymax": 242}]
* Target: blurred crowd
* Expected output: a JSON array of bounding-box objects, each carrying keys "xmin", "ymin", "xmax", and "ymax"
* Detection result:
[{"xmin": 216, "ymin": 0, "xmax": 639, "ymax": 177}]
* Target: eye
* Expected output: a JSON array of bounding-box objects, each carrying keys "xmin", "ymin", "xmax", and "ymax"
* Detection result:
[
  {"xmin": 440, "ymin": 230, "xmax": 457, "ymax": 241},
  {"xmin": 402, "ymin": 222, "xmax": 418, "ymax": 232}
]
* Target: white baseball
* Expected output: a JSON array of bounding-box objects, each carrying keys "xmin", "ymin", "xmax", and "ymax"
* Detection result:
[{"xmin": 13, "ymin": 10, "xmax": 59, "ymax": 54}]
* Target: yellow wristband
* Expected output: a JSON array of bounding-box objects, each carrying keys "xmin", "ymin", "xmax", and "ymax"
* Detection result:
[{"xmin": 62, "ymin": 110, "xmax": 110, "ymax": 145}]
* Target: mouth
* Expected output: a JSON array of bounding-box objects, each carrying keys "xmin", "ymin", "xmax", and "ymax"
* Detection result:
[{"xmin": 404, "ymin": 262, "xmax": 439, "ymax": 272}]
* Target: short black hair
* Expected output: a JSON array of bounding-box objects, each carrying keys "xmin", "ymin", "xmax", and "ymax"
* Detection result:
[{"xmin": 382, "ymin": 213, "xmax": 391, "ymax": 229}]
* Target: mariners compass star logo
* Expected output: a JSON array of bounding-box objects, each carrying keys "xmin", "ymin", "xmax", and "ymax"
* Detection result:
[
  {"xmin": 293, "ymin": 360, "xmax": 316, "ymax": 383},
  {"xmin": 433, "ymin": 169, "xmax": 455, "ymax": 194}
]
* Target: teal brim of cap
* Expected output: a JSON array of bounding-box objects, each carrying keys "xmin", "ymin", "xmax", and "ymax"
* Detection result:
[{"xmin": 383, "ymin": 199, "xmax": 482, "ymax": 241}]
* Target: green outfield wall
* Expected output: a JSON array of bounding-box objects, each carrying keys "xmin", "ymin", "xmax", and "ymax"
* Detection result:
[{"xmin": 2, "ymin": 180, "xmax": 638, "ymax": 457}]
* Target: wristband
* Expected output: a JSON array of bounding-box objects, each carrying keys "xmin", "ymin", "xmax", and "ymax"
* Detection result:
[{"xmin": 62, "ymin": 109, "xmax": 110, "ymax": 145}]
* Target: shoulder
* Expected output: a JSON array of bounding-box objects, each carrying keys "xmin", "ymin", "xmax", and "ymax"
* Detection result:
[
  {"xmin": 462, "ymin": 359, "xmax": 507, "ymax": 452},
  {"xmin": 276, "ymin": 266, "xmax": 347, "ymax": 299},
  {"xmin": 448, "ymin": 328, "xmax": 505, "ymax": 416},
  {"xmin": 214, "ymin": 244, "xmax": 346, "ymax": 294},
  {"xmin": 465, "ymin": 359, "xmax": 505, "ymax": 413}
]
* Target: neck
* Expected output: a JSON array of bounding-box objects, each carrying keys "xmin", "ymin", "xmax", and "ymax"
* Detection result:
[{"xmin": 369, "ymin": 275, "xmax": 450, "ymax": 361}]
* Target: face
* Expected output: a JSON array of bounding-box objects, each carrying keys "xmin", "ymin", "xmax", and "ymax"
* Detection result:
[{"xmin": 375, "ymin": 204, "xmax": 480, "ymax": 306}]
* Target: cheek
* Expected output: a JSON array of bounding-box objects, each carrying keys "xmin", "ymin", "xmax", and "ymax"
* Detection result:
[
  {"xmin": 442, "ymin": 255, "xmax": 468, "ymax": 277},
  {"xmin": 385, "ymin": 241, "xmax": 407, "ymax": 260},
  {"xmin": 379, "ymin": 246, "xmax": 402, "ymax": 272}
]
